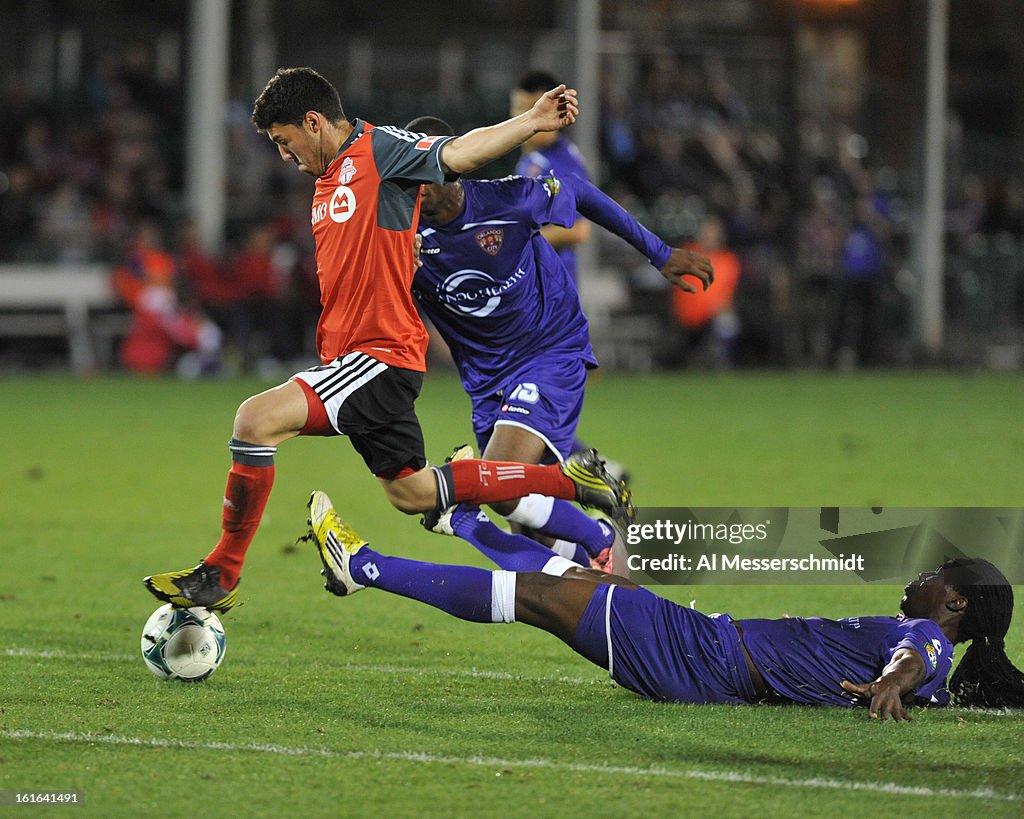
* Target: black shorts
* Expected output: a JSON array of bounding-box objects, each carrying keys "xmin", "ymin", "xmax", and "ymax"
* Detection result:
[{"xmin": 293, "ymin": 352, "xmax": 427, "ymax": 478}]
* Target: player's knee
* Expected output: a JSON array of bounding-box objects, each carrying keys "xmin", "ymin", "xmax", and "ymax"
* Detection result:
[
  {"xmin": 381, "ymin": 481, "xmax": 431, "ymax": 515},
  {"xmin": 232, "ymin": 398, "xmax": 263, "ymax": 442}
]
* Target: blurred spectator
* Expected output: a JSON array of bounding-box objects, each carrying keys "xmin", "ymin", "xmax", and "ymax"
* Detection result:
[
  {"xmin": 829, "ymin": 197, "xmax": 889, "ymax": 369},
  {"xmin": 0, "ymin": 164, "xmax": 39, "ymax": 261},
  {"xmin": 177, "ymin": 218, "xmax": 267, "ymax": 373},
  {"xmin": 37, "ymin": 181, "xmax": 96, "ymax": 262},
  {"xmin": 510, "ymin": 69, "xmax": 592, "ymax": 283},
  {"xmin": 113, "ymin": 222, "xmax": 221, "ymax": 376},
  {"xmin": 225, "ymin": 221, "xmax": 291, "ymax": 370},
  {"xmin": 665, "ymin": 215, "xmax": 742, "ymax": 368}
]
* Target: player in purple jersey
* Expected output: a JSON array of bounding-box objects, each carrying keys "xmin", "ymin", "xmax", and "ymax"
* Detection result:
[
  {"xmin": 511, "ymin": 70, "xmax": 592, "ymax": 283},
  {"xmin": 305, "ymin": 503, "xmax": 1024, "ymax": 717},
  {"xmin": 512, "ymin": 72, "xmax": 634, "ymax": 481},
  {"xmin": 404, "ymin": 116, "xmax": 711, "ymax": 575}
]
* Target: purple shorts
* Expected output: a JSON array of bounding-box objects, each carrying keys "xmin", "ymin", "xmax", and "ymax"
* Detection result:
[
  {"xmin": 571, "ymin": 585, "xmax": 759, "ymax": 704},
  {"xmin": 471, "ymin": 354, "xmax": 587, "ymax": 463}
]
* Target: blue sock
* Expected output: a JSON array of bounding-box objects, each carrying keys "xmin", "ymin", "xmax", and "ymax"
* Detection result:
[
  {"xmin": 451, "ymin": 506, "xmax": 558, "ymax": 572},
  {"xmin": 537, "ymin": 500, "xmax": 614, "ymax": 558},
  {"xmin": 349, "ymin": 545, "xmax": 495, "ymax": 622}
]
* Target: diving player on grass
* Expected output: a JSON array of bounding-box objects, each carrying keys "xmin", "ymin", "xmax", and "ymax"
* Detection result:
[
  {"xmin": 306, "ymin": 502, "xmax": 1024, "ymax": 715},
  {"xmin": 144, "ymin": 67, "xmax": 632, "ymax": 614},
  {"xmin": 405, "ymin": 116, "xmax": 712, "ymax": 574}
]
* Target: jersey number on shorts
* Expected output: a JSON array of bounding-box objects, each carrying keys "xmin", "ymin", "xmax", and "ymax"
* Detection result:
[{"xmin": 508, "ymin": 383, "xmax": 540, "ymax": 404}]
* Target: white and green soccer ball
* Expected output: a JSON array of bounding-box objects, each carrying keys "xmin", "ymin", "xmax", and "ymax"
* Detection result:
[{"xmin": 141, "ymin": 604, "xmax": 226, "ymax": 681}]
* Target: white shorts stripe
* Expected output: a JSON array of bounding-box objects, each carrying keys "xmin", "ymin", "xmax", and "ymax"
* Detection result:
[
  {"xmin": 318, "ymin": 355, "xmax": 381, "ymax": 402},
  {"xmin": 327, "ymin": 362, "xmax": 388, "ymax": 407},
  {"xmin": 292, "ymin": 353, "xmax": 390, "ymax": 436}
]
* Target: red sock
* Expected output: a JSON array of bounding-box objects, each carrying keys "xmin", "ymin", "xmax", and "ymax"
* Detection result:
[
  {"xmin": 445, "ymin": 459, "xmax": 574, "ymax": 506},
  {"xmin": 204, "ymin": 461, "xmax": 275, "ymax": 588}
]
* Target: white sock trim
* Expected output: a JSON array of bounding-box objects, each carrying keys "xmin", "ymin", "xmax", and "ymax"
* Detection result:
[
  {"xmin": 541, "ymin": 555, "xmax": 578, "ymax": 576},
  {"xmin": 548, "ymin": 539, "xmax": 579, "ymax": 561},
  {"xmin": 490, "ymin": 570, "xmax": 516, "ymax": 623},
  {"xmin": 504, "ymin": 493, "xmax": 554, "ymax": 529}
]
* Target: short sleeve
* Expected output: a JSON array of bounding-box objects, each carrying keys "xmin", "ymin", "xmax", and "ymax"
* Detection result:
[
  {"xmin": 892, "ymin": 618, "xmax": 953, "ymax": 704},
  {"xmin": 370, "ymin": 126, "xmax": 455, "ymax": 185}
]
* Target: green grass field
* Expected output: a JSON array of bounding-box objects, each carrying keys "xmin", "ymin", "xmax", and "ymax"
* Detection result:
[{"xmin": 2, "ymin": 372, "xmax": 1023, "ymax": 817}]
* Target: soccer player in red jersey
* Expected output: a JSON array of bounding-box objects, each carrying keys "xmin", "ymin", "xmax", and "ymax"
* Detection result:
[{"xmin": 144, "ymin": 67, "xmax": 630, "ymax": 612}]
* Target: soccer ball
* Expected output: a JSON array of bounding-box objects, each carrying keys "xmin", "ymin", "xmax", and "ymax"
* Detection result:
[{"xmin": 140, "ymin": 604, "xmax": 226, "ymax": 681}]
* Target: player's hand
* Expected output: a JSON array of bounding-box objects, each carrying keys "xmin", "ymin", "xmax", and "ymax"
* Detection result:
[
  {"xmin": 660, "ymin": 248, "xmax": 714, "ymax": 293},
  {"xmin": 531, "ymin": 85, "xmax": 579, "ymax": 132},
  {"xmin": 840, "ymin": 678, "xmax": 911, "ymax": 722},
  {"xmin": 413, "ymin": 233, "xmax": 423, "ymax": 270}
]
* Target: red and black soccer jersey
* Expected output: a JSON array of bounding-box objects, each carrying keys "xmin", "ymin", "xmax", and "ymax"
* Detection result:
[{"xmin": 310, "ymin": 120, "xmax": 453, "ymax": 370}]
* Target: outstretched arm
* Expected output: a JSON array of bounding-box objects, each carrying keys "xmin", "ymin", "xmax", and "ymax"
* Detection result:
[
  {"xmin": 840, "ymin": 647, "xmax": 926, "ymax": 721},
  {"xmin": 571, "ymin": 177, "xmax": 714, "ymax": 294},
  {"xmin": 440, "ymin": 86, "xmax": 578, "ymax": 175}
]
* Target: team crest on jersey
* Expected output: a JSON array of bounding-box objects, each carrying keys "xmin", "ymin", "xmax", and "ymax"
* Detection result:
[
  {"xmin": 475, "ymin": 227, "xmax": 504, "ymax": 256},
  {"xmin": 925, "ymin": 642, "xmax": 938, "ymax": 670},
  {"xmin": 542, "ymin": 175, "xmax": 561, "ymax": 198},
  {"xmin": 339, "ymin": 157, "xmax": 357, "ymax": 184}
]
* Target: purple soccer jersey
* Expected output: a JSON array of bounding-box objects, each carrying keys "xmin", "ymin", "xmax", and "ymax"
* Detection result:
[
  {"xmin": 570, "ymin": 589, "xmax": 954, "ymax": 708},
  {"xmin": 516, "ymin": 137, "xmax": 591, "ymax": 281},
  {"xmin": 413, "ymin": 175, "xmax": 596, "ymax": 401},
  {"xmin": 737, "ymin": 615, "xmax": 954, "ymax": 707},
  {"xmin": 413, "ymin": 174, "xmax": 671, "ymax": 403}
]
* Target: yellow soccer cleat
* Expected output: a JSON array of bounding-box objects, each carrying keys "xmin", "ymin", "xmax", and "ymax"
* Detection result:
[
  {"xmin": 306, "ymin": 490, "xmax": 368, "ymax": 597},
  {"xmin": 561, "ymin": 448, "xmax": 636, "ymax": 526},
  {"xmin": 144, "ymin": 563, "xmax": 240, "ymax": 612}
]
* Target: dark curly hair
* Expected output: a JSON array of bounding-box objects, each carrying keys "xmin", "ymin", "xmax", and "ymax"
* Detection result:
[
  {"xmin": 515, "ymin": 69, "xmax": 559, "ymax": 95},
  {"xmin": 942, "ymin": 558, "xmax": 1024, "ymax": 708},
  {"xmin": 251, "ymin": 67, "xmax": 345, "ymax": 131},
  {"xmin": 404, "ymin": 116, "xmax": 455, "ymax": 138}
]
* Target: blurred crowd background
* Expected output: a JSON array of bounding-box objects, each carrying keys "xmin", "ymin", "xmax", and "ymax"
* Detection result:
[{"xmin": 1, "ymin": 0, "xmax": 1022, "ymax": 375}]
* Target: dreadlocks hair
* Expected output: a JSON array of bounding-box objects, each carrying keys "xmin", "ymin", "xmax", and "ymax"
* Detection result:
[
  {"xmin": 252, "ymin": 67, "xmax": 345, "ymax": 132},
  {"xmin": 942, "ymin": 557, "xmax": 1024, "ymax": 708}
]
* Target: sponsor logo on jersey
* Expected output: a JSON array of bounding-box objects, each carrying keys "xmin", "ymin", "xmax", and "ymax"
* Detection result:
[
  {"xmin": 474, "ymin": 227, "xmax": 504, "ymax": 256},
  {"xmin": 329, "ymin": 186, "xmax": 357, "ymax": 223},
  {"xmin": 438, "ymin": 267, "xmax": 528, "ymax": 317},
  {"xmin": 500, "ymin": 403, "xmax": 531, "ymax": 416},
  {"xmin": 339, "ymin": 157, "xmax": 357, "ymax": 184},
  {"xmin": 421, "ymin": 246, "xmax": 441, "ymax": 255}
]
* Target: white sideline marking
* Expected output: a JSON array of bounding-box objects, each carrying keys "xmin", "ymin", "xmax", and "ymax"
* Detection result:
[{"xmin": 1, "ymin": 728, "xmax": 1018, "ymax": 802}]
